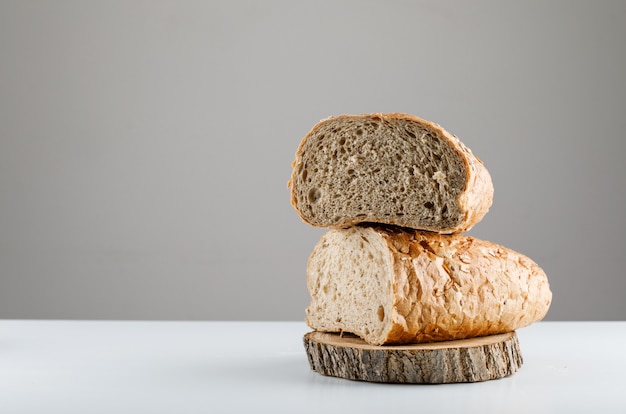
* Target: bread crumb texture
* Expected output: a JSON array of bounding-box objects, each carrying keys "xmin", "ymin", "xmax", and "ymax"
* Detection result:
[
  {"xmin": 306, "ymin": 226, "xmax": 552, "ymax": 345},
  {"xmin": 289, "ymin": 113, "xmax": 493, "ymax": 233}
]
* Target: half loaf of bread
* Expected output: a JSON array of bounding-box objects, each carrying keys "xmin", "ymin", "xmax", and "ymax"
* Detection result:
[
  {"xmin": 289, "ymin": 113, "xmax": 494, "ymax": 233},
  {"xmin": 306, "ymin": 226, "xmax": 552, "ymax": 345}
]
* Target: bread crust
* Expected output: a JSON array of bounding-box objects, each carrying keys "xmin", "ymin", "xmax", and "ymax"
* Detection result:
[
  {"xmin": 305, "ymin": 226, "xmax": 552, "ymax": 345},
  {"xmin": 289, "ymin": 113, "xmax": 494, "ymax": 233}
]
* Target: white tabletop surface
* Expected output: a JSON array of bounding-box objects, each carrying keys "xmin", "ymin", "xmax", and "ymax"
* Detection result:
[{"xmin": 0, "ymin": 321, "xmax": 624, "ymax": 414}]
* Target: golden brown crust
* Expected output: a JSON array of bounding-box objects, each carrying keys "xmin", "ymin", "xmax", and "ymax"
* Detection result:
[
  {"xmin": 304, "ymin": 226, "xmax": 552, "ymax": 345},
  {"xmin": 379, "ymin": 227, "xmax": 552, "ymax": 344},
  {"xmin": 288, "ymin": 113, "xmax": 493, "ymax": 233}
]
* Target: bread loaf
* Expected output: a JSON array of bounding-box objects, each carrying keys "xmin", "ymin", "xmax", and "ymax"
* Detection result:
[
  {"xmin": 289, "ymin": 113, "xmax": 493, "ymax": 233},
  {"xmin": 306, "ymin": 226, "xmax": 552, "ymax": 345}
]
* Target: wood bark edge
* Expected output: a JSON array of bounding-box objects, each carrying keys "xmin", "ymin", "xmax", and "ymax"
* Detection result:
[{"xmin": 303, "ymin": 331, "xmax": 523, "ymax": 383}]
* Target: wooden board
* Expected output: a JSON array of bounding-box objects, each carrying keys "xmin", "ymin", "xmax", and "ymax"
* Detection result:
[{"xmin": 303, "ymin": 331, "xmax": 522, "ymax": 384}]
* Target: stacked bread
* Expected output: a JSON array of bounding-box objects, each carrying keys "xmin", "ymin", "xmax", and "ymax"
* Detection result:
[{"xmin": 288, "ymin": 113, "xmax": 551, "ymax": 346}]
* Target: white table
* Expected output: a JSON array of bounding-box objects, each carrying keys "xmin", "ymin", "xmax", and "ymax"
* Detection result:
[{"xmin": 0, "ymin": 321, "xmax": 624, "ymax": 414}]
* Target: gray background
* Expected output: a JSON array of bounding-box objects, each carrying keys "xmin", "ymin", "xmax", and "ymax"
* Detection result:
[{"xmin": 1, "ymin": 0, "xmax": 624, "ymax": 321}]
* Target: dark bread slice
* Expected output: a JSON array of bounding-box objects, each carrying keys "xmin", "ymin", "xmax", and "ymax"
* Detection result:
[{"xmin": 289, "ymin": 113, "xmax": 493, "ymax": 233}]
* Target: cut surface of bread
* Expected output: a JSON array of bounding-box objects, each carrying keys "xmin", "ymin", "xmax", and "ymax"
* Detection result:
[
  {"xmin": 289, "ymin": 113, "xmax": 493, "ymax": 233},
  {"xmin": 305, "ymin": 226, "xmax": 552, "ymax": 345}
]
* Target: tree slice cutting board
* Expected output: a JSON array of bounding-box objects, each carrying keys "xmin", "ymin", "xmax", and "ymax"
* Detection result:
[{"xmin": 303, "ymin": 331, "xmax": 522, "ymax": 384}]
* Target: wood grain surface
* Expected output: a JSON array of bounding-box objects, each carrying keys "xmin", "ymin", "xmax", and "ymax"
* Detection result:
[{"xmin": 303, "ymin": 331, "xmax": 523, "ymax": 383}]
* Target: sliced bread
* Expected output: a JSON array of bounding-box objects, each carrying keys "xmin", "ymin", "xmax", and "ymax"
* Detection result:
[
  {"xmin": 289, "ymin": 113, "xmax": 493, "ymax": 233},
  {"xmin": 305, "ymin": 225, "xmax": 552, "ymax": 345}
]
